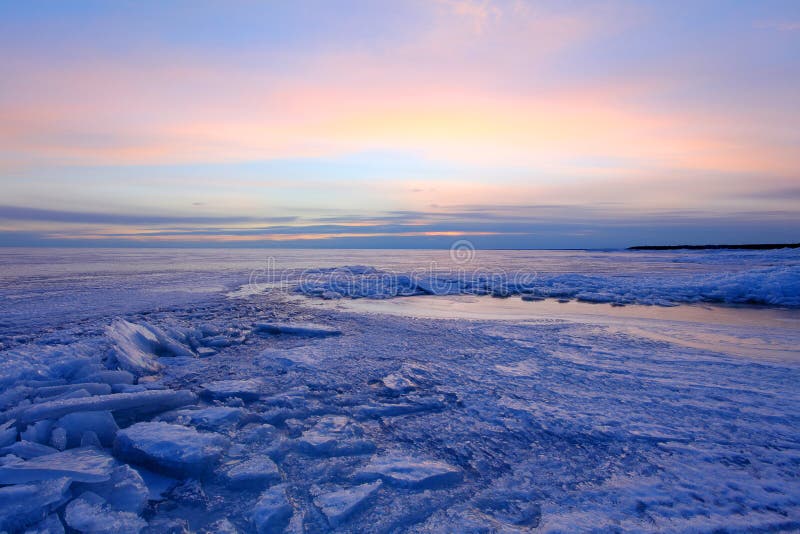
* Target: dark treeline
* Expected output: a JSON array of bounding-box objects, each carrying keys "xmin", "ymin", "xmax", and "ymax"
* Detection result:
[{"xmin": 628, "ymin": 243, "xmax": 799, "ymax": 251}]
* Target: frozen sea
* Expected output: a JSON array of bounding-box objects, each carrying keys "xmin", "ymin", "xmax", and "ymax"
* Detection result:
[{"xmin": 0, "ymin": 248, "xmax": 799, "ymax": 533}]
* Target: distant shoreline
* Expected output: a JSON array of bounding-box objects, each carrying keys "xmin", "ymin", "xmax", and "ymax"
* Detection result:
[{"xmin": 628, "ymin": 243, "xmax": 799, "ymax": 251}]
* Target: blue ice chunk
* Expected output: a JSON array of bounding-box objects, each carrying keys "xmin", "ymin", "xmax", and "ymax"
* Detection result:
[
  {"xmin": 64, "ymin": 491, "xmax": 147, "ymax": 534},
  {"xmin": 252, "ymin": 484, "xmax": 292, "ymax": 533},
  {"xmin": 57, "ymin": 410, "xmax": 119, "ymax": 448},
  {"xmin": 0, "ymin": 477, "xmax": 72, "ymax": 532},
  {"xmin": 114, "ymin": 422, "xmax": 229, "ymax": 478},
  {"xmin": 0, "ymin": 447, "xmax": 116, "ymax": 484}
]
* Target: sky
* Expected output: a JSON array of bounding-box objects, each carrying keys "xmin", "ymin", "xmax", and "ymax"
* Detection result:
[{"xmin": 0, "ymin": 0, "xmax": 798, "ymax": 249}]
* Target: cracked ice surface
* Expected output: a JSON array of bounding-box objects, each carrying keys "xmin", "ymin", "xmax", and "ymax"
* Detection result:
[{"xmin": 0, "ymin": 248, "xmax": 798, "ymax": 532}]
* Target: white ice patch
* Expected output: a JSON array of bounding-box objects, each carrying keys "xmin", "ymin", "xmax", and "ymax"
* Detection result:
[
  {"xmin": 64, "ymin": 491, "xmax": 147, "ymax": 534},
  {"xmin": 297, "ymin": 415, "xmax": 375, "ymax": 456},
  {"xmin": 357, "ymin": 453, "xmax": 461, "ymax": 488},
  {"xmin": 217, "ymin": 455, "xmax": 281, "ymax": 488},
  {"xmin": 252, "ymin": 484, "xmax": 293, "ymax": 533},
  {"xmin": 105, "ymin": 319, "xmax": 165, "ymax": 376},
  {"xmin": 313, "ymin": 481, "xmax": 382, "ymax": 527}
]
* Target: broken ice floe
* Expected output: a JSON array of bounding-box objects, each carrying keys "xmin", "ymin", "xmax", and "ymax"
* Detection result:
[
  {"xmin": 297, "ymin": 415, "xmax": 375, "ymax": 456},
  {"xmin": 312, "ymin": 481, "xmax": 382, "ymax": 527},
  {"xmin": 0, "ymin": 447, "xmax": 115, "ymax": 484},
  {"xmin": 114, "ymin": 422, "xmax": 230, "ymax": 478},
  {"xmin": 18, "ymin": 389, "xmax": 197, "ymax": 424},
  {"xmin": 252, "ymin": 483, "xmax": 293, "ymax": 533},
  {"xmin": 2, "ymin": 440, "xmax": 58, "ymax": 460},
  {"xmin": 55, "ymin": 410, "xmax": 119, "ymax": 448},
  {"xmin": 217, "ymin": 455, "xmax": 281, "ymax": 488},
  {"xmin": 0, "ymin": 477, "xmax": 71, "ymax": 532},
  {"xmin": 64, "ymin": 491, "xmax": 148, "ymax": 534},
  {"xmin": 106, "ymin": 319, "xmax": 166, "ymax": 376},
  {"xmin": 357, "ymin": 453, "xmax": 461, "ymax": 488},
  {"xmin": 74, "ymin": 464, "xmax": 149, "ymax": 514},
  {"xmin": 159, "ymin": 406, "xmax": 250, "ymax": 432}
]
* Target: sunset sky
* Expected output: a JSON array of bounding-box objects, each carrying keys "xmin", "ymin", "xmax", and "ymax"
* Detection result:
[{"xmin": 1, "ymin": 0, "xmax": 798, "ymax": 248}]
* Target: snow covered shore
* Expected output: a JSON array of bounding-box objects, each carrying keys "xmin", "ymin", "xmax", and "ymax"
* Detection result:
[{"xmin": 0, "ymin": 249, "xmax": 798, "ymax": 532}]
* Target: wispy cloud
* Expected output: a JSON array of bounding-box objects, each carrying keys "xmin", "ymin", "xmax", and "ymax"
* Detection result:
[
  {"xmin": 755, "ymin": 20, "xmax": 800, "ymax": 31},
  {"xmin": 0, "ymin": 206, "xmax": 296, "ymax": 225},
  {"xmin": 435, "ymin": 0, "xmax": 499, "ymax": 33}
]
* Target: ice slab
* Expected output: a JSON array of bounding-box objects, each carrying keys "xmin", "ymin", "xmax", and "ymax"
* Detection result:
[
  {"xmin": 163, "ymin": 406, "xmax": 248, "ymax": 431},
  {"xmin": 114, "ymin": 422, "xmax": 229, "ymax": 478},
  {"xmin": 20, "ymin": 389, "xmax": 197, "ymax": 424},
  {"xmin": 297, "ymin": 415, "xmax": 375, "ymax": 456},
  {"xmin": 57, "ymin": 410, "xmax": 119, "ymax": 448},
  {"xmin": 1, "ymin": 440, "xmax": 59, "ymax": 459},
  {"xmin": 218, "ymin": 455, "xmax": 281, "ymax": 488},
  {"xmin": 34, "ymin": 383, "xmax": 112, "ymax": 398},
  {"xmin": 313, "ymin": 481, "xmax": 382, "ymax": 527},
  {"xmin": 0, "ymin": 477, "xmax": 71, "ymax": 532},
  {"xmin": 64, "ymin": 491, "xmax": 147, "ymax": 534},
  {"xmin": 252, "ymin": 484, "xmax": 293, "ymax": 533},
  {"xmin": 20, "ymin": 420, "xmax": 54, "ymax": 444},
  {"xmin": 253, "ymin": 321, "xmax": 341, "ymax": 337},
  {"xmin": 200, "ymin": 379, "xmax": 263, "ymax": 401},
  {"xmin": 0, "ymin": 446, "xmax": 115, "ymax": 484},
  {"xmin": 77, "ymin": 465, "xmax": 149, "ymax": 514},
  {"xmin": 240, "ymin": 423, "xmax": 279, "ymax": 444},
  {"xmin": 0, "ymin": 344, "xmax": 100, "ymax": 393},
  {"xmin": 357, "ymin": 453, "xmax": 461, "ymax": 488},
  {"xmin": 106, "ymin": 319, "xmax": 164, "ymax": 376}
]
